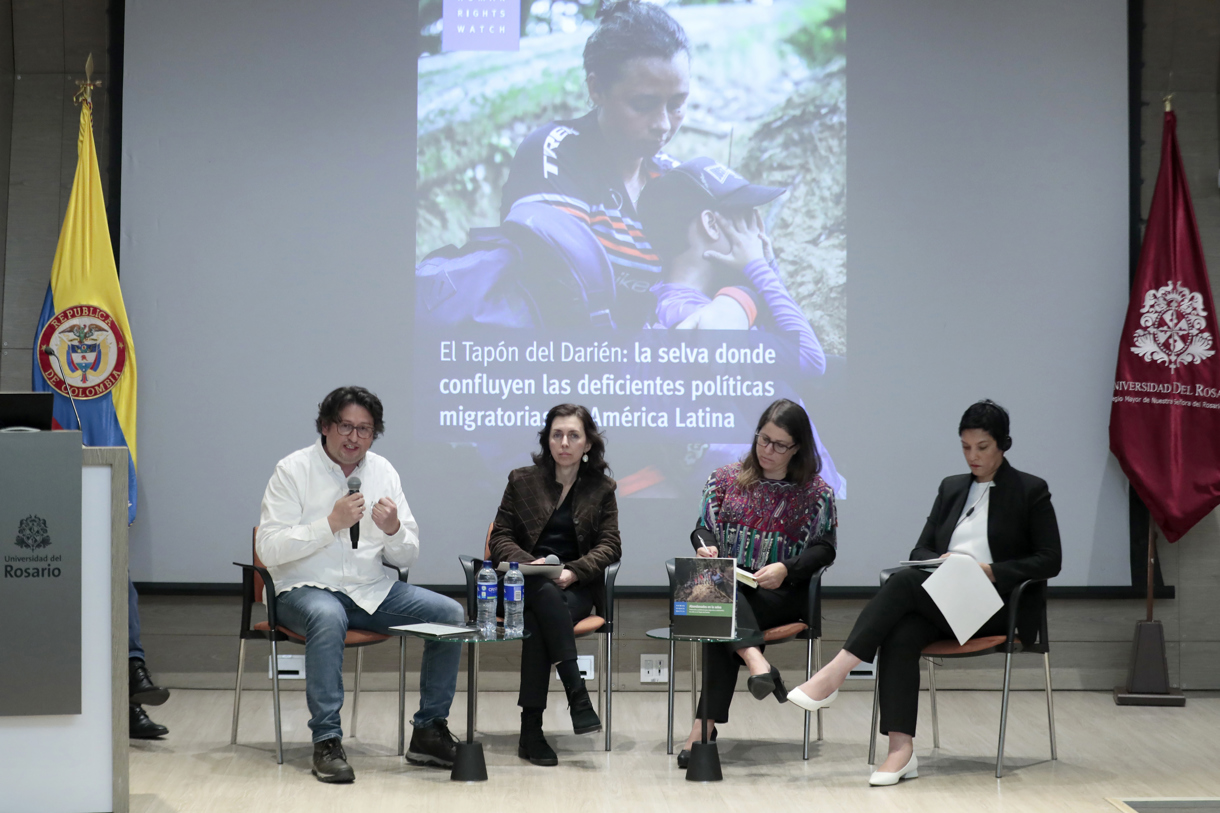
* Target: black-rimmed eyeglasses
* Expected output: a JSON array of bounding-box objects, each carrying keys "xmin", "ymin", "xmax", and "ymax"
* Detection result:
[{"xmin": 755, "ymin": 433, "xmax": 796, "ymax": 455}]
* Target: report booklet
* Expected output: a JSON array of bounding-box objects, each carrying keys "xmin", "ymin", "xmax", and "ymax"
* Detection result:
[
  {"xmin": 734, "ymin": 567, "xmax": 759, "ymax": 588},
  {"xmin": 671, "ymin": 557, "xmax": 737, "ymax": 639}
]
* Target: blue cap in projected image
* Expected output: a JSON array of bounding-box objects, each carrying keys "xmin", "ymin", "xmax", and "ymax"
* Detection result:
[{"xmin": 656, "ymin": 156, "xmax": 787, "ymax": 211}]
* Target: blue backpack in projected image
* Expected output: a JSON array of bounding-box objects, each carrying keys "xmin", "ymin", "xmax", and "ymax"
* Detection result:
[{"xmin": 415, "ymin": 202, "xmax": 617, "ymax": 329}]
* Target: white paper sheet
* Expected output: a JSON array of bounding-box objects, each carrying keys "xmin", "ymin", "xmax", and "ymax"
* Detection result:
[{"xmin": 919, "ymin": 553, "xmax": 1004, "ymax": 645}]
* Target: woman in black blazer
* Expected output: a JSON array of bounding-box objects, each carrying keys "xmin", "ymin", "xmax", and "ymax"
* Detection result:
[
  {"xmin": 786, "ymin": 400, "xmax": 1061, "ymax": 786},
  {"xmin": 489, "ymin": 404, "xmax": 621, "ymax": 766}
]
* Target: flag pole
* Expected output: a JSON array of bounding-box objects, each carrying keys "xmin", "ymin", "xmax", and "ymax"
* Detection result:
[
  {"xmin": 1113, "ymin": 93, "xmax": 1185, "ymax": 707},
  {"xmin": 1115, "ymin": 517, "xmax": 1181, "ymax": 705},
  {"xmin": 1145, "ymin": 523, "xmax": 1155, "ymax": 623},
  {"xmin": 74, "ymin": 52, "xmax": 101, "ymax": 106}
]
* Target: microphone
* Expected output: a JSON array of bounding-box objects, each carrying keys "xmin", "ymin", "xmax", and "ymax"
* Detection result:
[
  {"xmin": 346, "ymin": 476, "xmax": 361, "ymax": 548},
  {"xmin": 41, "ymin": 346, "xmax": 84, "ymax": 435}
]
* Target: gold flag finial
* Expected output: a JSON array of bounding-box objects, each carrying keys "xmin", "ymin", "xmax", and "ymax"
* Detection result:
[
  {"xmin": 74, "ymin": 52, "xmax": 101, "ymax": 107},
  {"xmin": 1164, "ymin": 94, "xmax": 1173, "ymax": 112}
]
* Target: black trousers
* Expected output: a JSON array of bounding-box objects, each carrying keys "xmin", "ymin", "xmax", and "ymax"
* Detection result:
[
  {"xmin": 515, "ymin": 575, "xmax": 593, "ymax": 709},
  {"xmin": 843, "ymin": 567, "xmax": 1006, "ymax": 737},
  {"xmin": 696, "ymin": 584, "xmax": 806, "ymax": 724}
]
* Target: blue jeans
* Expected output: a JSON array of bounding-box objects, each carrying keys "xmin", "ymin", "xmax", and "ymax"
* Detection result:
[
  {"xmin": 276, "ymin": 582, "xmax": 464, "ymax": 743},
  {"xmin": 128, "ymin": 577, "xmax": 144, "ymax": 660}
]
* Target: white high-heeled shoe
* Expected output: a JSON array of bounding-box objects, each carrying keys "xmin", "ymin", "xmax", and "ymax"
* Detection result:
[
  {"xmin": 869, "ymin": 753, "xmax": 918, "ymax": 786},
  {"xmin": 786, "ymin": 686, "xmax": 838, "ymax": 712}
]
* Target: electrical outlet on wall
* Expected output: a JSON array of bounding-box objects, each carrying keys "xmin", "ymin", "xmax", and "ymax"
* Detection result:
[
  {"xmin": 269, "ymin": 653, "xmax": 306, "ymax": 680},
  {"xmin": 847, "ymin": 659, "xmax": 875, "ymax": 679},
  {"xmin": 553, "ymin": 654, "xmax": 596, "ymax": 681},
  {"xmin": 640, "ymin": 654, "xmax": 668, "ymax": 683}
]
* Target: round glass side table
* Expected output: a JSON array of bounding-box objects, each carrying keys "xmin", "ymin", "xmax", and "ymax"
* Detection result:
[
  {"xmin": 394, "ymin": 626, "xmax": 529, "ymax": 781},
  {"xmin": 646, "ymin": 627, "xmax": 741, "ymax": 782}
]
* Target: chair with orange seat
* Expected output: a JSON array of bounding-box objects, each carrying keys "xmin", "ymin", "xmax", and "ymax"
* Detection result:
[
  {"xmin": 230, "ymin": 528, "xmax": 409, "ymax": 764},
  {"xmin": 867, "ymin": 574, "xmax": 1056, "ymax": 778}
]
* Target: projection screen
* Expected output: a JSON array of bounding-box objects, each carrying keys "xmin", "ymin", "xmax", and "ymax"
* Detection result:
[{"xmin": 121, "ymin": 0, "xmax": 1130, "ymax": 586}]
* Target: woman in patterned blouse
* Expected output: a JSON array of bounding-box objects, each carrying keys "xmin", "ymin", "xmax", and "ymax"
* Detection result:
[{"xmin": 676, "ymin": 398, "xmax": 837, "ymax": 767}]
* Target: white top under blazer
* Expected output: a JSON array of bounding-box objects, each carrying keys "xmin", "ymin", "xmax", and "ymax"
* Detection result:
[{"xmin": 947, "ymin": 480, "xmax": 994, "ymax": 564}]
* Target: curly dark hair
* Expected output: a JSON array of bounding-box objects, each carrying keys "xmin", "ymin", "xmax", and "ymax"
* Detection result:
[
  {"xmin": 584, "ymin": 0, "xmax": 690, "ymax": 93},
  {"xmin": 958, "ymin": 399, "xmax": 1011, "ymax": 451},
  {"xmin": 738, "ymin": 399, "xmax": 820, "ymax": 488},
  {"xmin": 315, "ymin": 386, "xmax": 385, "ymax": 439},
  {"xmin": 532, "ymin": 403, "xmax": 610, "ymax": 476}
]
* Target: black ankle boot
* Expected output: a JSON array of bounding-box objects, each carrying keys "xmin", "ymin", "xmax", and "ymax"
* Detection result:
[
  {"xmin": 129, "ymin": 657, "xmax": 170, "ymax": 706},
  {"xmin": 564, "ymin": 678, "xmax": 602, "ymax": 735},
  {"xmin": 518, "ymin": 709, "xmax": 558, "ymax": 766}
]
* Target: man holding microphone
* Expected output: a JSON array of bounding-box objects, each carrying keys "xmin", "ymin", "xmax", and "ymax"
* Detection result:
[{"xmin": 257, "ymin": 386, "xmax": 464, "ymax": 783}]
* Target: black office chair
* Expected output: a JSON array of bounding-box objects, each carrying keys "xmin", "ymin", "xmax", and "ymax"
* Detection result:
[
  {"xmin": 663, "ymin": 558, "xmax": 828, "ymax": 758},
  {"xmin": 867, "ymin": 572, "xmax": 1056, "ymax": 778}
]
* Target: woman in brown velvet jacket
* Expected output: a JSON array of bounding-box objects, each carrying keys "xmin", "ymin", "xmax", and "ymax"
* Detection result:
[{"xmin": 489, "ymin": 403, "xmax": 621, "ymax": 766}]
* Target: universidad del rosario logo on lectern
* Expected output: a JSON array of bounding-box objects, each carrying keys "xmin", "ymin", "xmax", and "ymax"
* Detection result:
[{"xmin": 37, "ymin": 305, "xmax": 128, "ymax": 399}]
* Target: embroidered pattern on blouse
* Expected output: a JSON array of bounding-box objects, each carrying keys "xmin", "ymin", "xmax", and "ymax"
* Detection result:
[{"xmin": 698, "ymin": 461, "xmax": 836, "ymax": 572}]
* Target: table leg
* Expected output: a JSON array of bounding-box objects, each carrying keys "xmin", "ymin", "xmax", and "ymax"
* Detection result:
[
  {"xmin": 450, "ymin": 640, "xmax": 487, "ymax": 781},
  {"xmin": 666, "ymin": 637, "xmax": 675, "ymax": 754},
  {"xmin": 685, "ymin": 642, "xmax": 722, "ymax": 781}
]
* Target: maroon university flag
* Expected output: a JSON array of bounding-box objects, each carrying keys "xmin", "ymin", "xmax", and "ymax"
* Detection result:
[{"xmin": 1110, "ymin": 110, "xmax": 1220, "ymax": 542}]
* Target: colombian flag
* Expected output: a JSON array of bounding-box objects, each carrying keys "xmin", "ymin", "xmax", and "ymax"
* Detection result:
[{"xmin": 32, "ymin": 96, "xmax": 138, "ymax": 524}]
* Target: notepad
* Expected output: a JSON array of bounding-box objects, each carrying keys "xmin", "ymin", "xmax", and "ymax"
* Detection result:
[
  {"xmin": 391, "ymin": 623, "xmax": 478, "ymax": 638},
  {"xmin": 897, "ymin": 558, "xmax": 943, "ymax": 569},
  {"xmin": 495, "ymin": 563, "xmax": 562, "ymax": 577}
]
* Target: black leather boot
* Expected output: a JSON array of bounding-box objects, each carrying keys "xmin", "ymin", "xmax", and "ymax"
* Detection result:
[
  {"xmin": 517, "ymin": 709, "xmax": 558, "ymax": 766},
  {"xmin": 312, "ymin": 737, "xmax": 355, "ymax": 783},
  {"xmin": 129, "ymin": 704, "xmax": 168, "ymax": 739},
  {"xmin": 129, "ymin": 657, "xmax": 170, "ymax": 706},
  {"xmin": 565, "ymin": 678, "xmax": 602, "ymax": 735}
]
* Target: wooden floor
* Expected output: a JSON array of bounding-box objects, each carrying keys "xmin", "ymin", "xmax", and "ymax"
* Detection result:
[{"xmin": 131, "ymin": 688, "xmax": 1220, "ymax": 812}]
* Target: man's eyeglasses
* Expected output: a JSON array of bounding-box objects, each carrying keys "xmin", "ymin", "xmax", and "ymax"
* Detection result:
[
  {"xmin": 755, "ymin": 433, "xmax": 796, "ymax": 455},
  {"xmin": 335, "ymin": 422, "xmax": 374, "ymax": 440}
]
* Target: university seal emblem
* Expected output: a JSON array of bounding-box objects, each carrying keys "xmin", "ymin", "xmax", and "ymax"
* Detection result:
[
  {"xmin": 1130, "ymin": 282, "xmax": 1215, "ymax": 371},
  {"xmin": 37, "ymin": 305, "xmax": 128, "ymax": 399},
  {"xmin": 15, "ymin": 515, "xmax": 50, "ymax": 550}
]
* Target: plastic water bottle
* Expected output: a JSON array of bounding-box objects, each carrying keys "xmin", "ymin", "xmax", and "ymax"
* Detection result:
[
  {"xmin": 476, "ymin": 560, "xmax": 498, "ymax": 636},
  {"xmin": 504, "ymin": 562, "xmax": 525, "ymax": 637}
]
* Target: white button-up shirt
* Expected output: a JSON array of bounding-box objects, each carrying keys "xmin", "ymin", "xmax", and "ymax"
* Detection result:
[{"xmin": 256, "ymin": 438, "xmax": 419, "ymax": 614}]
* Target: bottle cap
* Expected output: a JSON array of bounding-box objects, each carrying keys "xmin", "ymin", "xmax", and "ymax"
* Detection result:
[
  {"xmin": 509, "ymin": 561, "xmax": 519, "ymax": 569},
  {"xmin": 483, "ymin": 560, "xmax": 492, "ymax": 567}
]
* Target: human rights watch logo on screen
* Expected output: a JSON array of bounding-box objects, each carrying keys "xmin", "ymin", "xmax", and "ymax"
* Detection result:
[
  {"xmin": 442, "ymin": 0, "xmax": 520, "ymax": 52},
  {"xmin": 6, "ymin": 515, "xmax": 63, "ymax": 578}
]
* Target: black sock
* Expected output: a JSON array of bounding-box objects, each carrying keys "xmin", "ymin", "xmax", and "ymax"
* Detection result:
[{"xmin": 555, "ymin": 659, "xmax": 583, "ymax": 692}]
